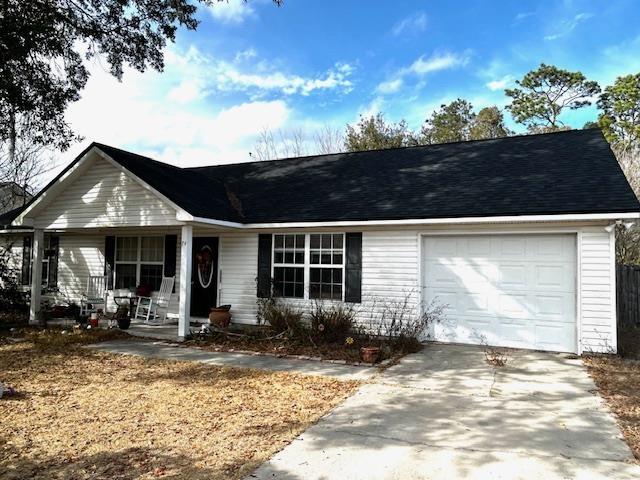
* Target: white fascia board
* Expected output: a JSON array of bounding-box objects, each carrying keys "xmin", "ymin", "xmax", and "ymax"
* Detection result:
[
  {"xmin": 188, "ymin": 211, "xmax": 640, "ymax": 230},
  {"xmin": 0, "ymin": 229, "xmax": 34, "ymax": 234},
  {"xmin": 94, "ymin": 149, "xmax": 191, "ymax": 220},
  {"xmin": 189, "ymin": 216, "xmax": 245, "ymax": 229}
]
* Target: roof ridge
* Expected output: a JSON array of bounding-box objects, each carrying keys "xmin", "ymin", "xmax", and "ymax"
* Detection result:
[{"xmin": 187, "ymin": 128, "xmax": 600, "ymax": 171}]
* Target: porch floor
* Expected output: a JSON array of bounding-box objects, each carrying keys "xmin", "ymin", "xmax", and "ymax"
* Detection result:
[{"xmin": 46, "ymin": 318, "xmax": 200, "ymax": 343}]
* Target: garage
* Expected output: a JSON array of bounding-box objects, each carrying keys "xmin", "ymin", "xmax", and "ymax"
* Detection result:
[{"xmin": 423, "ymin": 234, "xmax": 577, "ymax": 352}]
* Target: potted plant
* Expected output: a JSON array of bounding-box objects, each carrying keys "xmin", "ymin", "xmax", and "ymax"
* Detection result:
[
  {"xmin": 209, "ymin": 304, "xmax": 232, "ymax": 328},
  {"xmin": 360, "ymin": 344, "xmax": 380, "ymax": 363},
  {"xmin": 115, "ymin": 305, "xmax": 131, "ymax": 330}
]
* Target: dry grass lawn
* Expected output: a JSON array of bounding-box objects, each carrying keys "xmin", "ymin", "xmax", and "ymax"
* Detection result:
[
  {"xmin": 0, "ymin": 334, "xmax": 359, "ymax": 479},
  {"xmin": 584, "ymin": 355, "xmax": 640, "ymax": 460}
]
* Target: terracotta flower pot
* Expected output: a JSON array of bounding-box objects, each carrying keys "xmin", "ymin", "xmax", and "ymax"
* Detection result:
[
  {"xmin": 209, "ymin": 307, "xmax": 232, "ymax": 328},
  {"xmin": 360, "ymin": 346, "xmax": 380, "ymax": 364}
]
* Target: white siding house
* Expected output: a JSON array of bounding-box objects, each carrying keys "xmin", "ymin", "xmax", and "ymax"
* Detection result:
[{"xmin": 2, "ymin": 132, "xmax": 637, "ymax": 354}]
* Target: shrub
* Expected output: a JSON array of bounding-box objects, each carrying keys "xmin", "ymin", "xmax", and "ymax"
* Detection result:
[
  {"xmin": 310, "ymin": 300, "xmax": 357, "ymax": 343},
  {"xmin": 256, "ymin": 295, "xmax": 304, "ymax": 334},
  {"xmin": 361, "ymin": 294, "xmax": 447, "ymax": 354}
]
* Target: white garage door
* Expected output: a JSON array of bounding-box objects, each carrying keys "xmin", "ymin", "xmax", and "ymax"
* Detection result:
[{"xmin": 423, "ymin": 234, "xmax": 576, "ymax": 352}]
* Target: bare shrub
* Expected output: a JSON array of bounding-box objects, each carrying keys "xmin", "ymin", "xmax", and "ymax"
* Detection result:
[
  {"xmin": 484, "ymin": 347, "xmax": 509, "ymax": 367},
  {"xmin": 361, "ymin": 293, "xmax": 447, "ymax": 354},
  {"xmin": 256, "ymin": 296, "xmax": 303, "ymax": 334},
  {"xmin": 309, "ymin": 299, "xmax": 357, "ymax": 343},
  {"xmin": 476, "ymin": 333, "xmax": 510, "ymax": 367}
]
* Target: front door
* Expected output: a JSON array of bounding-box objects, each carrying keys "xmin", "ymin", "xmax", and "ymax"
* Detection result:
[{"xmin": 191, "ymin": 237, "xmax": 219, "ymax": 317}]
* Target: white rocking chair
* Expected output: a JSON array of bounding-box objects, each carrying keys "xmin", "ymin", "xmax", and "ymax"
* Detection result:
[
  {"xmin": 134, "ymin": 276, "xmax": 175, "ymax": 324},
  {"xmin": 80, "ymin": 275, "xmax": 108, "ymax": 317}
]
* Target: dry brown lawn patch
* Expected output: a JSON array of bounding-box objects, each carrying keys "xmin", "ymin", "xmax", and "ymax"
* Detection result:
[
  {"xmin": 0, "ymin": 339, "xmax": 359, "ymax": 479},
  {"xmin": 584, "ymin": 355, "xmax": 640, "ymax": 460}
]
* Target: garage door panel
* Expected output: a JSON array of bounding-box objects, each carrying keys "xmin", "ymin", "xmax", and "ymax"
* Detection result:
[
  {"xmin": 497, "ymin": 293, "xmax": 530, "ymax": 317},
  {"xmin": 499, "ymin": 237, "xmax": 527, "ymax": 256},
  {"xmin": 467, "ymin": 237, "xmax": 492, "ymax": 256},
  {"xmin": 424, "ymin": 234, "xmax": 576, "ymax": 352},
  {"xmin": 533, "ymin": 294, "xmax": 571, "ymax": 320}
]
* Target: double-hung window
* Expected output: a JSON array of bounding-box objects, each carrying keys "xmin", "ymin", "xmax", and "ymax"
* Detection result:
[
  {"xmin": 273, "ymin": 234, "xmax": 305, "ymax": 298},
  {"xmin": 115, "ymin": 236, "xmax": 164, "ymax": 291},
  {"xmin": 272, "ymin": 233, "xmax": 345, "ymax": 300}
]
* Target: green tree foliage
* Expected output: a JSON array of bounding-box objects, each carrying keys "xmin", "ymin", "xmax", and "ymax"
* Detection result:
[
  {"xmin": 505, "ymin": 63, "xmax": 600, "ymax": 132},
  {"xmin": 469, "ymin": 106, "xmax": 512, "ymax": 140},
  {"xmin": 597, "ymin": 73, "xmax": 640, "ymax": 152},
  {"xmin": 420, "ymin": 100, "xmax": 511, "ymax": 144},
  {"xmin": 0, "ymin": 0, "xmax": 281, "ymax": 152},
  {"xmin": 344, "ymin": 113, "xmax": 417, "ymax": 152},
  {"xmin": 420, "ymin": 99, "xmax": 475, "ymax": 144}
]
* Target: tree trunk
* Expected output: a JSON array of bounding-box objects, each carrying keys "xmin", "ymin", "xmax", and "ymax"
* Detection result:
[{"xmin": 8, "ymin": 108, "xmax": 16, "ymax": 167}]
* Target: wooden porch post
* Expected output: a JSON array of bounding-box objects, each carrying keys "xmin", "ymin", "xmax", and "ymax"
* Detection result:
[
  {"xmin": 29, "ymin": 228, "xmax": 44, "ymax": 324},
  {"xmin": 178, "ymin": 225, "xmax": 193, "ymax": 339}
]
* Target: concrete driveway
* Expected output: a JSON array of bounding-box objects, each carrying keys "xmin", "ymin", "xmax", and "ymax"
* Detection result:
[{"xmin": 248, "ymin": 344, "xmax": 640, "ymax": 479}]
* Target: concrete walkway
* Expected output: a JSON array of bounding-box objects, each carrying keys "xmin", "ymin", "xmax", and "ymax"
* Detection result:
[
  {"xmin": 248, "ymin": 344, "xmax": 640, "ymax": 480},
  {"xmin": 87, "ymin": 340, "xmax": 376, "ymax": 381}
]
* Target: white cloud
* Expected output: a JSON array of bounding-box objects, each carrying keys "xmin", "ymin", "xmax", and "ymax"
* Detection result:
[
  {"xmin": 405, "ymin": 52, "xmax": 470, "ymax": 76},
  {"xmin": 544, "ymin": 12, "xmax": 594, "ymax": 41},
  {"xmin": 43, "ymin": 44, "xmax": 354, "ymax": 183},
  {"xmin": 234, "ymin": 48, "xmax": 258, "ymax": 62},
  {"xmin": 164, "ymin": 46, "xmax": 355, "ymax": 97},
  {"xmin": 167, "ymin": 79, "xmax": 207, "ymax": 103},
  {"xmin": 217, "ymin": 61, "xmax": 354, "ymax": 96},
  {"xmin": 207, "ymin": 0, "xmax": 255, "ymax": 24},
  {"xmin": 375, "ymin": 78, "xmax": 403, "ymax": 94},
  {"xmin": 55, "ymin": 59, "xmax": 293, "ymax": 182},
  {"xmin": 358, "ymin": 96, "xmax": 385, "ymax": 118},
  {"xmin": 391, "ymin": 12, "xmax": 427, "ymax": 36},
  {"xmin": 486, "ymin": 75, "xmax": 513, "ymax": 91},
  {"xmin": 514, "ymin": 12, "xmax": 534, "ymax": 22},
  {"xmin": 375, "ymin": 51, "xmax": 470, "ymax": 96}
]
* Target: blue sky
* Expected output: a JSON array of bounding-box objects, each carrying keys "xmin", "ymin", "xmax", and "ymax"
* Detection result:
[{"xmin": 56, "ymin": 0, "xmax": 640, "ymax": 181}]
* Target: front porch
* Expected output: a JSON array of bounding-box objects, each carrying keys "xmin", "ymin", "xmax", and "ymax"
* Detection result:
[{"xmin": 27, "ymin": 224, "xmax": 236, "ymax": 340}]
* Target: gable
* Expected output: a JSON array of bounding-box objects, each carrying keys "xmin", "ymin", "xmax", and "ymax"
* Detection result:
[{"xmin": 31, "ymin": 154, "xmax": 180, "ymax": 229}]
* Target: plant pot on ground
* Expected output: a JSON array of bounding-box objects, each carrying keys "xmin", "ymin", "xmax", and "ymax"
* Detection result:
[
  {"xmin": 209, "ymin": 305, "xmax": 232, "ymax": 329},
  {"xmin": 360, "ymin": 346, "xmax": 380, "ymax": 364},
  {"xmin": 115, "ymin": 305, "xmax": 131, "ymax": 330}
]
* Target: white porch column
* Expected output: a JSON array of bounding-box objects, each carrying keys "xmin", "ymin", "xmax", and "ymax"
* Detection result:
[
  {"xmin": 178, "ymin": 225, "xmax": 193, "ymax": 339},
  {"xmin": 29, "ymin": 228, "xmax": 44, "ymax": 324}
]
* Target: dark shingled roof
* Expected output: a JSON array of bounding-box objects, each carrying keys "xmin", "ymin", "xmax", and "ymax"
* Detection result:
[
  {"xmin": 0, "ymin": 205, "xmax": 29, "ymax": 229},
  {"xmin": 9, "ymin": 129, "xmax": 640, "ymax": 226}
]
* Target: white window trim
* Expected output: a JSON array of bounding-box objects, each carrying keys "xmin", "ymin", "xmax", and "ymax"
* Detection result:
[
  {"xmin": 271, "ymin": 233, "xmax": 346, "ymax": 301},
  {"xmin": 41, "ymin": 235, "xmax": 51, "ymax": 288},
  {"xmin": 114, "ymin": 236, "xmax": 164, "ymax": 291}
]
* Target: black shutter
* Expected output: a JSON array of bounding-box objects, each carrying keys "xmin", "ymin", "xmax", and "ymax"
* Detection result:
[
  {"xmin": 104, "ymin": 236, "xmax": 116, "ymax": 290},
  {"xmin": 47, "ymin": 236, "xmax": 59, "ymax": 289},
  {"xmin": 344, "ymin": 232, "xmax": 362, "ymax": 303},
  {"xmin": 163, "ymin": 234, "xmax": 177, "ymax": 292},
  {"xmin": 257, "ymin": 234, "xmax": 272, "ymax": 298},
  {"xmin": 21, "ymin": 235, "xmax": 32, "ymax": 286}
]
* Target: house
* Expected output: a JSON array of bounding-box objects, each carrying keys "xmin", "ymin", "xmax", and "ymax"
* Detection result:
[
  {"xmin": 0, "ymin": 182, "xmax": 32, "ymax": 215},
  {"xmin": 1, "ymin": 128, "xmax": 638, "ymax": 354}
]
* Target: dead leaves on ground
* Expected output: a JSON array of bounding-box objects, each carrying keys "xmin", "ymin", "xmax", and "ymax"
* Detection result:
[
  {"xmin": 584, "ymin": 356, "xmax": 640, "ymax": 460},
  {"xmin": 0, "ymin": 340, "xmax": 359, "ymax": 479}
]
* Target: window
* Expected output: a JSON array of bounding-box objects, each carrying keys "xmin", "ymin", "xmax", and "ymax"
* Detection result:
[
  {"xmin": 115, "ymin": 236, "xmax": 164, "ymax": 291},
  {"xmin": 273, "ymin": 234, "xmax": 305, "ymax": 298},
  {"xmin": 41, "ymin": 235, "xmax": 56, "ymax": 287},
  {"xmin": 272, "ymin": 233, "xmax": 345, "ymax": 300},
  {"xmin": 309, "ymin": 234, "xmax": 344, "ymax": 300}
]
